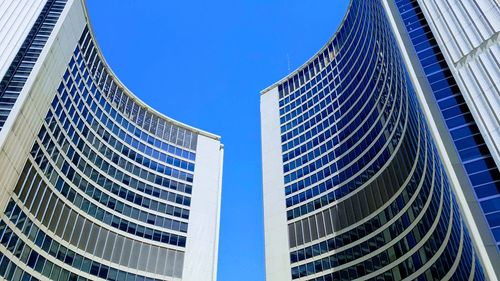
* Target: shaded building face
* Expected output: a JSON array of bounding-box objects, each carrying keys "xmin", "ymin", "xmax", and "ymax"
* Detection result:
[
  {"xmin": 0, "ymin": 1, "xmax": 223, "ymax": 280},
  {"xmin": 261, "ymin": 0, "xmax": 496, "ymax": 280}
]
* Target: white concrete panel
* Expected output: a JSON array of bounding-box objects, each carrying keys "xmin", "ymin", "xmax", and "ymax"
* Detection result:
[
  {"xmin": 0, "ymin": 0, "xmax": 46, "ymax": 81},
  {"xmin": 0, "ymin": 0, "xmax": 85, "ymax": 219},
  {"xmin": 417, "ymin": 0, "xmax": 500, "ymax": 169},
  {"xmin": 261, "ymin": 87, "xmax": 291, "ymax": 281},
  {"xmin": 182, "ymin": 135, "xmax": 223, "ymax": 281}
]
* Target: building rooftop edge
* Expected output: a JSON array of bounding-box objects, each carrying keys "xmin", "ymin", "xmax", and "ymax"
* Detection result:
[
  {"xmin": 260, "ymin": 0, "xmax": 354, "ymax": 96},
  {"xmin": 80, "ymin": 0, "xmax": 221, "ymax": 142}
]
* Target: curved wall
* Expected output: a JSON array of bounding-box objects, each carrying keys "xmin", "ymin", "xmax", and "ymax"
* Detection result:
[
  {"xmin": 0, "ymin": 0, "xmax": 222, "ymax": 281},
  {"xmin": 261, "ymin": 0, "xmax": 485, "ymax": 280}
]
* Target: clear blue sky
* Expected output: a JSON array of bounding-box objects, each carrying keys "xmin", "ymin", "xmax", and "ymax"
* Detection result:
[{"xmin": 86, "ymin": 1, "xmax": 348, "ymax": 280}]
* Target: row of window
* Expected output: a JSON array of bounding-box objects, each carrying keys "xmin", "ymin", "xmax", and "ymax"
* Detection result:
[
  {"xmin": 308, "ymin": 224, "xmax": 480, "ymax": 281},
  {"xmin": 278, "ymin": 0, "xmax": 390, "ymax": 117},
  {"xmin": 69, "ymin": 46, "xmax": 195, "ymax": 161},
  {"xmin": 290, "ymin": 143, "xmax": 431, "ymax": 264},
  {"xmin": 296, "ymin": 176, "xmax": 458, "ymax": 280},
  {"xmin": 277, "ymin": 0, "xmax": 365, "ymax": 101},
  {"xmin": 62, "ymin": 65, "xmax": 195, "ymax": 174},
  {"xmin": 279, "ymin": 4, "xmax": 377, "ymax": 145},
  {"xmin": 19, "ymin": 157, "xmax": 188, "ymax": 238},
  {"xmin": 1, "ymin": 251, "xmax": 43, "ymax": 281},
  {"xmin": 287, "ymin": 125, "xmax": 422, "ymax": 248},
  {"xmin": 281, "ymin": 67, "xmax": 389, "ymax": 176},
  {"xmin": 291, "ymin": 157, "xmax": 443, "ymax": 279},
  {"xmin": 55, "ymin": 80, "xmax": 194, "ymax": 186},
  {"xmin": 24, "ymin": 150, "xmax": 187, "ymax": 244},
  {"xmin": 282, "ymin": 69, "xmax": 392, "ymax": 184},
  {"xmin": 280, "ymin": 23, "xmax": 399, "ymax": 164},
  {"xmin": 282, "ymin": 10, "xmax": 397, "ymax": 144},
  {"xmin": 38, "ymin": 106, "xmax": 191, "ymax": 210},
  {"xmin": 284, "ymin": 77, "xmax": 402, "ymax": 194},
  {"xmin": 9, "ymin": 177, "xmax": 185, "ymax": 274},
  {"xmin": 284, "ymin": 114, "xmax": 412, "ymax": 221},
  {"xmin": 279, "ymin": 5, "xmax": 383, "ymax": 141},
  {"xmin": 46, "ymin": 87, "xmax": 193, "ymax": 208},
  {"xmin": 1, "ymin": 202, "xmax": 174, "ymax": 280},
  {"xmin": 32, "ymin": 133, "xmax": 189, "ymax": 219},
  {"xmin": 280, "ymin": 81, "xmax": 400, "ymax": 173},
  {"xmin": 77, "ymin": 29, "xmax": 198, "ymax": 151}
]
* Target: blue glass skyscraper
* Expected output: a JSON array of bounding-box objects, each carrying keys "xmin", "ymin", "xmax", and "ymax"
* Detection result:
[{"xmin": 261, "ymin": 0, "xmax": 499, "ymax": 280}]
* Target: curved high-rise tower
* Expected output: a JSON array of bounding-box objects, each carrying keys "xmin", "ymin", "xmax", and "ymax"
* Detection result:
[
  {"xmin": 0, "ymin": 0, "xmax": 223, "ymax": 280},
  {"xmin": 261, "ymin": 0, "xmax": 499, "ymax": 280}
]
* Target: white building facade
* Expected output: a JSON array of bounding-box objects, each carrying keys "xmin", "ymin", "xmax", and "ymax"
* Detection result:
[{"xmin": 0, "ymin": 1, "xmax": 223, "ymax": 280}]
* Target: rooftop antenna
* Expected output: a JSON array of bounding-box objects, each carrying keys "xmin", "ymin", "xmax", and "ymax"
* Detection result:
[{"xmin": 287, "ymin": 53, "xmax": 291, "ymax": 72}]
